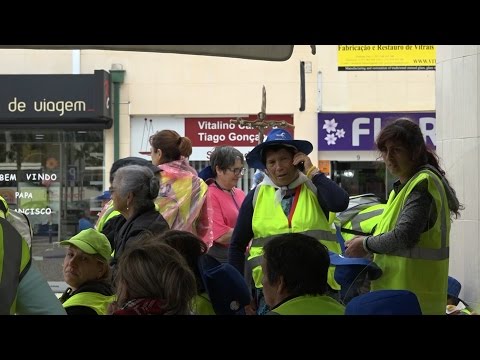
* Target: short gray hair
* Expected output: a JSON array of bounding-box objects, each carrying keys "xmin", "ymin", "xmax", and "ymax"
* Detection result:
[
  {"xmin": 113, "ymin": 165, "xmax": 159, "ymax": 210},
  {"xmin": 209, "ymin": 146, "xmax": 244, "ymax": 177}
]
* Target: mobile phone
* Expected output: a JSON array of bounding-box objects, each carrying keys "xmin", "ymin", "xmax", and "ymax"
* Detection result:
[{"xmin": 296, "ymin": 161, "xmax": 305, "ymax": 172}]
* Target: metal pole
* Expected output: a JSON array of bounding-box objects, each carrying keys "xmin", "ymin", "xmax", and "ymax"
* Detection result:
[{"xmin": 110, "ymin": 69, "xmax": 126, "ymax": 161}]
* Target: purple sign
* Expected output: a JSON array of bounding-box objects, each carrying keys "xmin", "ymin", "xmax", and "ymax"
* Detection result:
[{"xmin": 318, "ymin": 112, "xmax": 435, "ymax": 151}]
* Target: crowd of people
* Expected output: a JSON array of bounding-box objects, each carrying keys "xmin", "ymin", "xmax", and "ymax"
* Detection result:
[{"xmin": 1, "ymin": 120, "xmax": 470, "ymax": 315}]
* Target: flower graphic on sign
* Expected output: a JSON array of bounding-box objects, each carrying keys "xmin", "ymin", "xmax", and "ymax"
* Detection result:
[
  {"xmin": 325, "ymin": 133, "xmax": 337, "ymax": 145},
  {"xmin": 323, "ymin": 118, "xmax": 338, "ymax": 133},
  {"xmin": 322, "ymin": 118, "xmax": 346, "ymax": 146},
  {"xmin": 336, "ymin": 129, "xmax": 345, "ymax": 138}
]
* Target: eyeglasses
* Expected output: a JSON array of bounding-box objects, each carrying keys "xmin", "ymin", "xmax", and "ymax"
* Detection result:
[{"xmin": 226, "ymin": 167, "xmax": 245, "ymax": 176}]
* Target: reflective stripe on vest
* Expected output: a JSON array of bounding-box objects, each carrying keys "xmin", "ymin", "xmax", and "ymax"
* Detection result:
[
  {"xmin": 249, "ymin": 184, "xmax": 340, "ymax": 289},
  {"xmin": 349, "ymin": 208, "xmax": 384, "ymax": 233},
  {"xmin": 0, "ymin": 218, "xmax": 31, "ymax": 315},
  {"xmin": 0, "ymin": 196, "xmax": 8, "ymax": 218},
  {"xmin": 337, "ymin": 200, "xmax": 382, "ymax": 225},
  {"xmin": 251, "ymin": 229, "xmax": 337, "ymax": 248},
  {"xmin": 0, "ymin": 195, "xmax": 33, "ymax": 249},
  {"xmin": 62, "ymin": 292, "xmax": 116, "ymax": 315},
  {"xmin": 389, "ymin": 246, "xmax": 449, "ymax": 261},
  {"xmin": 340, "ymin": 205, "xmax": 386, "ymax": 241},
  {"xmin": 371, "ymin": 169, "xmax": 450, "ymax": 315},
  {"xmin": 380, "ymin": 172, "xmax": 448, "ymax": 261}
]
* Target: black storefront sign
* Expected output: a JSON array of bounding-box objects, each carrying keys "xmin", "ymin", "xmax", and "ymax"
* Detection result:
[{"xmin": 0, "ymin": 70, "xmax": 112, "ymax": 129}]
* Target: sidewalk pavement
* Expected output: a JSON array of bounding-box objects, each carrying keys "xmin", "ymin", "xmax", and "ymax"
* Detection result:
[{"xmin": 32, "ymin": 237, "xmax": 65, "ymax": 282}]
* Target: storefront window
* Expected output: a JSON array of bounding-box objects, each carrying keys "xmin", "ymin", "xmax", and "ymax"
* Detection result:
[
  {"xmin": 332, "ymin": 161, "xmax": 387, "ymax": 201},
  {"xmin": 0, "ymin": 129, "xmax": 104, "ymax": 242}
]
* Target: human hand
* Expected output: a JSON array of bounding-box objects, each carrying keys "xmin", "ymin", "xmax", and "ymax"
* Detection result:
[
  {"xmin": 244, "ymin": 298, "xmax": 257, "ymax": 315},
  {"xmin": 344, "ymin": 236, "xmax": 369, "ymax": 258},
  {"xmin": 293, "ymin": 152, "xmax": 313, "ymax": 174}
]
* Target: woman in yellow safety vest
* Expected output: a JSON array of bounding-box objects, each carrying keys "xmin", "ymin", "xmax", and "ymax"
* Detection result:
[
  {"xmin": 59, "ymin": 228, "xmax": 116, "ymax": 315},
  {"xmin": 345, "ymin": 118, "xmax": 462, "ymax": 315},
  {"xmin": 228, "ymin": 128, "xmax": 349, "ymax": 314}
]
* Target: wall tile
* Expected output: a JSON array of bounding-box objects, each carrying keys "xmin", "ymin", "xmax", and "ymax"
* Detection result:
[
  {"xmin": 441, "ymin": 60, "xmax": 453, "ymax": 137},
  {"xmin": 436, "ymin": 63, "xmax": 444, "ymax": 142},
  {"xmin": 464, "ymin": 45, "xmax": 478, "ymax": 56},
  {"xmin": 436, "ymin": 45, "xmax": 452, "ymax": 63},
  {"xmin": 452, "ymin": 58, "xmax": 464, "ymax": 139},
  {"xmin": 462, "ymin": 54, "xmax": 478, "ymax": 137},
  {"xmin": 449, "ymin": 222, "xmax": 465, "ymax": 296},
  {"xmin": 462, "ymin": 138, "xmax": 479, "ymax": 220},
  {"xmin": 461, "ymin": 221, "xmax": 480, "ymax": 306},
  {"xmin": 452, "ymin": 45, "xmax": 466, "ymax": 59}
]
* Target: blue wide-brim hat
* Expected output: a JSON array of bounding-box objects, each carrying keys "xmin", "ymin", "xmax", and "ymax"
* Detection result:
[
  {"xmin": 96, "ymin": 190, "xmax": 111, "ymax": 201},
  {"xmin": 447, "ymin": 276, "xmax": 461, "ymax": 298},
  {"xmin": 345, "ymin": 290, "xmax": 422, "ymax": 315},
  {"xmin": 198, "ymin": 254, "xmax": 251, "ymax": 315},
  {"xmin": 246, "ymin": 128, "xmax": 313, "ymax": 170},
  {"xmin": 328, "ymin": 251, "xmax": 383, "ymax": 285}
]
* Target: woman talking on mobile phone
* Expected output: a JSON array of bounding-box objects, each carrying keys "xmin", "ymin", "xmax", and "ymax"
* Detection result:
[{"xmin": 227, "ymin": 128, "xmax": 349, "ymax": 314}]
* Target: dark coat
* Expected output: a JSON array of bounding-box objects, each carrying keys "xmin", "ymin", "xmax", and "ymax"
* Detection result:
[{"xmin": 111, "ymin": 204, "xmax": 169, "ymax": 269}]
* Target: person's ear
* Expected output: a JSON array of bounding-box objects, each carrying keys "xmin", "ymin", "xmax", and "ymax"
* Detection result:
[
  {"xmin": 277, "ymin": 275, "xmax": 287, "ymax": 295},
  {"xmin": 126, "ymin": 192, "xmax": 134, "ymax": 208},
  {"xmin": 96, "ymin": 262, "xmax": 107, "ymax": 280}
]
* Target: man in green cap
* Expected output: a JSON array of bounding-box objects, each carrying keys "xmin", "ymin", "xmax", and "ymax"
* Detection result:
[{"xmin": 59, "ymin": 228, "xmax": 115, "ymax": 315}]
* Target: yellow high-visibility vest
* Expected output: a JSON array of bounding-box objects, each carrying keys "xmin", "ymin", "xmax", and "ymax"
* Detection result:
[
  {"xmin": 250, "ymin": 184, "xmax": 341, "ymax": 289},
  {"xmin": 372, "ymin": 169, "xmax": 450, "ymax": 315}
]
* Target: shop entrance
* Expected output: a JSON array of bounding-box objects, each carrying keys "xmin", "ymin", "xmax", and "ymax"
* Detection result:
[
  {"xmin": 331, "ymin": 161, "xmax": 389, "ymax": 201},
  {"xmin": 0, "ymin": 129, "xmax": 104, "ymax": 242}
]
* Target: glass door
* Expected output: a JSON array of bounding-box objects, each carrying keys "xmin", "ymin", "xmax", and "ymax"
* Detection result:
[
  {"xmin": 331, "ymin": 161, "xmax": 387, "ymax": 201},
  {"xmin": 0, "ymin": 129, "xmax": 104, "ymax": 285}
]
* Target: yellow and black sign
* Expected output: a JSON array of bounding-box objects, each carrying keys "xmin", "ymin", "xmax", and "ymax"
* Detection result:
[{"xmin": 338, "ymin": 45, "xmax": 435, "ymax": 71}]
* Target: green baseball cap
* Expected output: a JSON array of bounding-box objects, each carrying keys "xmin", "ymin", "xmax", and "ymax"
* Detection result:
[{"xmin": 60, "ymin": 228, "xmax": 112, "ymax": 262}]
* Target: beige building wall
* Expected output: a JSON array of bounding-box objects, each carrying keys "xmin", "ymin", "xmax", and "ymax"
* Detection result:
[
  {"xmin": 316, "ymin": 45, "xmax": 435, "ymax": 161},
  {"xmin": 72, "ymin": 46, "xmax": 318, "ymax": 180},
  {"xmin": 0, "ymin": 46, "xmax": 316, "ymax": 182},
  {"xmin": 0, "ymin": 45, "xmax": 435, "ymax": 167},
  {"xmin": 437, "ymin": 45, "xmax": 479, "ymax": 310}
]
